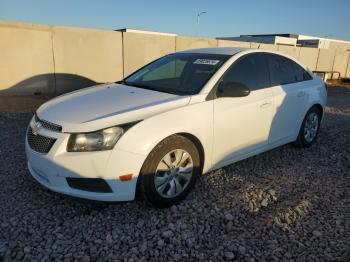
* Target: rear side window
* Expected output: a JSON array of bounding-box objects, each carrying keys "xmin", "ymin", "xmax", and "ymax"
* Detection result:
[
  {"xmin": 222, "ymin": 54, "xmax": 270, "ymax": 91},
  {"xmin": 267, "ymin": 54, "xmax": 296, "ymax": 85},
  {"xmin": 267, "ymin": 54, "xmax": 312, "ymax": 85}
]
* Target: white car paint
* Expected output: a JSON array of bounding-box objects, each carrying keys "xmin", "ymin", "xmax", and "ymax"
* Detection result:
[
  {"xmin": 26, "ymin": 47, "xmax": 327, "ymax": 201},
  {"xmin": 37, "ymin": 84, "xmax": 191, "ymax": 133}
]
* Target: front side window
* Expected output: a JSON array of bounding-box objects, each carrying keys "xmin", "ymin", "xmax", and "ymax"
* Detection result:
[
  {"xmin": 125, "ymin": 53, "xmax": 230, "ymax": 95},
  {"xmin": 221, "ymin": 54, "xmax": 270, "ymax": 91}
]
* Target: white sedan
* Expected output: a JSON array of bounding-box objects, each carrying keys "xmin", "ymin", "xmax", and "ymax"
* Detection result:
[{"xmin": 26, "ymin": 47, "xmax": 327, "ymax": 207}]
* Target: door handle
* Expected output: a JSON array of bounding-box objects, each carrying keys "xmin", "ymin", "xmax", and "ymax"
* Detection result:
[
  {"xmin": 297, "ymin": 91, "xmax": 306, "ymax": 97},
  {"xmin": 260, "ymin": 102, "xmax": 272, "ymax": 109}
]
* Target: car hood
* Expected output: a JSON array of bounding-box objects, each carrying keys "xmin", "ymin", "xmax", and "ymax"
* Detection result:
[{"xmin": 37, "ymin": 83, "xmax": 191, "ymax": 132}]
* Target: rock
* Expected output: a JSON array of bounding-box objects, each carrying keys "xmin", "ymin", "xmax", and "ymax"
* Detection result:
[
  {"xmin": 224, "ymin": 251, "xmax": 235, "ymax": 260},
  {"xmin": 81, "ymin": 255, "xmax": 90, "ymax": 262},
  {"xmin": 168, "ymin": 223, "xmax": 176, "ymax": 231},
  {"xmin": 106, "ymin": 233, "xmax": 113, "ymax": 244},
  {"xmin": 186, "ymin": 238, "xmax": 194, "ymax": 248},
  {"xmin": 312, "ymin": 230, "xmax": 322, "ymax": 237},
  {"xmin": 226, "ymin": 221, "xmax": 233, "ymax": 232},
  {"xmin": 174, "ymin": 253, "xmax": 182, "ymax": 260},
  {"xmin": 261, "ymin": 198, "xmax": 269, "ymax": 207},
  {"xmin": 1, "ymin": 223, "xmax": 9, "ymax": 228},
  {"xmin": 137, "ymin": 220, "xmax": 144, "ymax": 229},
  {"xmin": 162, "ymin": 230, "xmax": 174, "ymax": 238},
  {"xmin": 238, "ymin": 246, "xmax": 246, "ymax": 255},
  {"xmin": 170, "ymin": 206, "xmax": 178, "ymax": 214},
  {"xmin": 94, "ymin": 239, "xmax": 102, "ymax": 244},
  {"xmin": 15, "ymin": 251, "xmax": 24, "ymax": 260},
  {"xmin": 140, "ymin": 242, "xmax": 147, "ymax": 253},
  {"xmin": 157, "ymin": 239, "xmax": 164, "ymax": 247},
  {"xmin": 225, "ymin": 213, "xmax": 234, "ymax": 221},
  {"xmin": 23, "ymin": 247, "xmax": 31, "ymax": 254}
]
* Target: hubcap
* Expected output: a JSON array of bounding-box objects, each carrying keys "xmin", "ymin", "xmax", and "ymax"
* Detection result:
[
  {"xmin": 303, "ymin": 112, "xmax": 319, "ymax": 143},
  {"xmin": 154, "ymin": 149, "xmax": 193, "ymax": 198}
]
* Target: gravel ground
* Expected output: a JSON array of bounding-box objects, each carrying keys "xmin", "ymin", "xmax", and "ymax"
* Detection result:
[{"xmin": 0, "ymin": 85, "xmax": 349, "ymax": 261}]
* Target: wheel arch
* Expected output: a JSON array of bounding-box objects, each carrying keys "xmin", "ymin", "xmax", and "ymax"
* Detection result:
[
  {"xmin": 311, "ymin": 103, "xmax": 324, "ymax": 120},
  {"xmin": 176, "ymin": 132, "xmax": 205, "ymax": 173}
]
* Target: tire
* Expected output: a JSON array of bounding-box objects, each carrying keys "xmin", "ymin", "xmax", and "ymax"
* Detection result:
[
  {"xmin": 139, "ymin": 135, "xmax": 201, "ymax": 208},
  {"xmin": 294, "ymin": 106, "xmax": 322, "ymax": 148}
]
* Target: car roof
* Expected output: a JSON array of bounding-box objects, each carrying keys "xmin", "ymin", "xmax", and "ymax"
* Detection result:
[{"xmin": 177, "ymin": 47, "xmax": 250, "ymax": 56}]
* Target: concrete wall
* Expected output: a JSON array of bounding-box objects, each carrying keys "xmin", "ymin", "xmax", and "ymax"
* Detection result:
[
  {"xmin": 257, "ymin": 43, "xmax": 278, "ymax": 51},
  {"xmin": 1, "ymin": 21, "xmax": 350, "ymax": 95},
  {"xmin": 277, "ymin": 45, "xmax": 300, "ymax": 59},
  {"xmin": 316, "ymin": 49, "xmax": 335, "ymax": 71},
  {"xmin": 0, "ymin": 21, "xmax": 124, "ymax": 95},
  {"xmin": 332, "ymin": 50, "xmax": 350, "ymax": 77},
  {"xmin": 217, "ymin": 39, "xmax": 250, "ymax": 48},
  {"xmin": 298, "ymin": 47, "xmax": 319, "ymax": 71},
  {"xmin": 0, "ymin": 22, "xmax": 55, "ymax": 95},
  {"xmin": 328, "ymin": 41, "xmax": 350, "ymax": 51},
  {"xmin": 53, "ymin": 26, "xmax": 123, "ymax": 93},
  {"xmin": 176, "ymin": 36, "xmax": 217, "ymax": 51},
  {"xmin": 123, "ymin": 32, "xmax": 175, "ymax": 77}
]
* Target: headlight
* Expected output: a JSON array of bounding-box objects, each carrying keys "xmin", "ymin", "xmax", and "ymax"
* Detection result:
[{"xmin": 67, "ymin": 127, "xmax": 124, "ymax": 152}]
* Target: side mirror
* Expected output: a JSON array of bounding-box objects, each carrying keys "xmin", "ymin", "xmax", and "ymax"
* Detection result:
[{"xmin": 217, "ymin": 81, "xmax": 250, "ymax": 98}]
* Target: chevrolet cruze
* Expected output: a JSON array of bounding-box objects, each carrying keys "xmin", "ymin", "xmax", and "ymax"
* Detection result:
[{"xmin": 26, "ymin": 47, "xmax": 327, "ymax": 207}]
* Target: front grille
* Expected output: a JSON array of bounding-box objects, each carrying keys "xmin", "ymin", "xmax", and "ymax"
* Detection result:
[
  {"xmin": 35, "ymin": 114, "xmax": 62, "ymax": 132},
  {"xmin": 27, "ymin": 128, "xmax": 57, "ymax": 154}
]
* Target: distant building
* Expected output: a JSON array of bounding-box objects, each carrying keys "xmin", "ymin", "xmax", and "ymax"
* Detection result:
[
  {"xmin": 115, "ymin": 28, "xmax": 177, "ymax": 36},
  {"xmin": 217, "ymin": 34, "xmax": 350, "ymax": 50},
  {"xmin": 297, "ymin": 35, "xmax": 350, "ymax": 50},
  {"xmin": 217, "ymin": 34, "xmax": 298, "ymax": 46}
]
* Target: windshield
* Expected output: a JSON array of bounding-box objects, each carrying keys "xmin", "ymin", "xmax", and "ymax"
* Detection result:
[{"xmin": 124, "ymin": 53, "xmax": 230, "ymax": 95}]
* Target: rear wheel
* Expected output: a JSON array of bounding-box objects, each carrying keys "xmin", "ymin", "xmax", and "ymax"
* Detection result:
[
  {"xmin": 294, "ymin": 106, "xmax": 322, "ymax": 148},
  {"xmin": 139, "ymin": 135, "xmax": 200, "ymax": 207}
]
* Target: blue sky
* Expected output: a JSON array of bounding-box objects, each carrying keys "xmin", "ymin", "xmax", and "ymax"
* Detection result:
[{"xmin": 1, "ymin": 0, "xmax": 350, "ymax": 40}]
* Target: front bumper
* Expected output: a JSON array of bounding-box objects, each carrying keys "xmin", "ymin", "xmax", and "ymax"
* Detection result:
[{"xmin": 25, "ymin": 118, "xmax": 146, "ymax": 202}]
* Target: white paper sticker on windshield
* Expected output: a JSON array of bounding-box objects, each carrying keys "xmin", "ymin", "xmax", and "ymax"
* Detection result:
[{"xmin": 194, "ymin": 59, "xmax": 220, "ymax": 65}]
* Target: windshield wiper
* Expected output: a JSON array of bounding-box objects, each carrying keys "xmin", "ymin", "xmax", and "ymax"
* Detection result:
[
  {"xmin": 117, "ymin": 81, "xmax": 182, "ymax": 95},
  {"xmin": 122, "ymin": 81, "xmax": 168, "ymax": 93}
]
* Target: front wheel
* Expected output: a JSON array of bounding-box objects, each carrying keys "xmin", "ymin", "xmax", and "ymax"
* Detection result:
[
  {"xmin": 139, "ymin": 135, "xmax": 201, "ymax": 207},
  {"xmin": 294, "ymin": 106, "xmax": 322, "ymax": 148}
]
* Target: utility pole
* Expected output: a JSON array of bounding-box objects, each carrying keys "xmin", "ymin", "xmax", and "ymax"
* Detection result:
[{"xmin": 196, "ymin": 11, "xmax": 207, "ymax": 36}]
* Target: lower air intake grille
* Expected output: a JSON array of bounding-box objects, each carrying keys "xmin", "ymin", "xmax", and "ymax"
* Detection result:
[
  {"xmin": 66, "ymin": 178, "xmax": 113, "ymax": 193},
  {"xmin": 27, "ymin": 128, "xmax": 56, "ymax": 154}
]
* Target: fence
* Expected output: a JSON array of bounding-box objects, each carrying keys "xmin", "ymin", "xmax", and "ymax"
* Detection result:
[{"xmin": 1, "ymin": 21, "xmax": 349, "ymax": 95}]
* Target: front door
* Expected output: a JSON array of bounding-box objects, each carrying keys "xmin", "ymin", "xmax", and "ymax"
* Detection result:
[{"xmin": 212, "ymin": 53, "xmax": 273, "ymax": 167}]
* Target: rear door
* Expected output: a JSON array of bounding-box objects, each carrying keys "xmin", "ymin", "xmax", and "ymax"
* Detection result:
[
  {"xmin": 212, "ymin": 53, "xmax": 273, "ymax": 167},
  {"xmin": 265, "ymin": 54, "xmax": 311, "ymax": 143}
]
